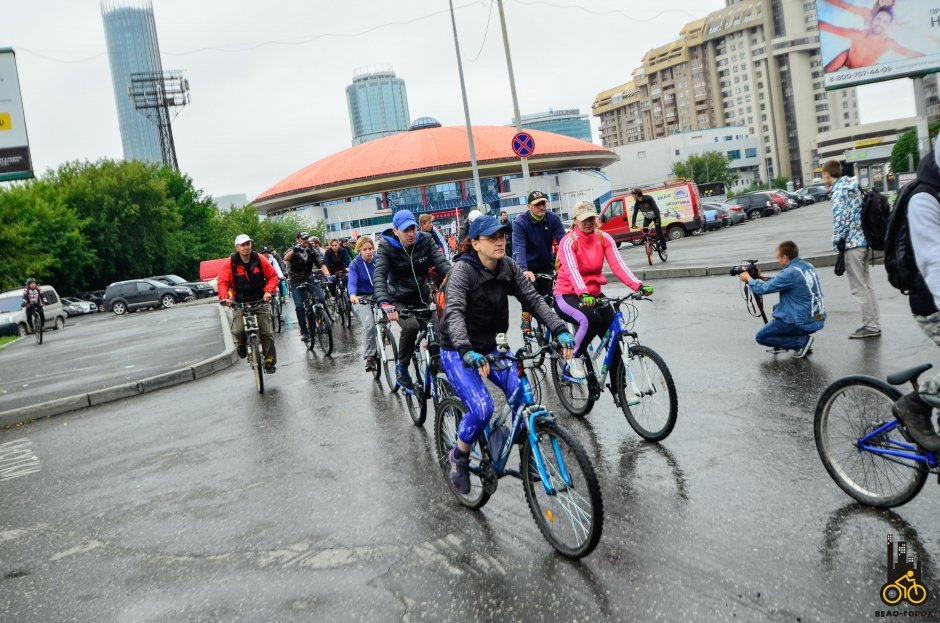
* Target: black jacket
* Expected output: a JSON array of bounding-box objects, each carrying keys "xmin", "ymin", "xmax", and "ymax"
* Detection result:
[
  {"xmin": 441, "ymin": 251, "xmax": 567, "ymax": 355},
  {"xmin": 374, "ymin": 229, "xmax": 451, "ymax": 307},
  {"xmin": 284, "ymin": 244, "xmax": 324, "ymax": 282},
  {"xmin": 906, "ymin": 151, "xmax": 940, "ymax": 316},
  {"xmin": 631, "ymin": 195, "xmax": 661, "ymax": 227},
  {"xmin": 323, "ymin": 248, "xmax": 350, "ymax": 275}
]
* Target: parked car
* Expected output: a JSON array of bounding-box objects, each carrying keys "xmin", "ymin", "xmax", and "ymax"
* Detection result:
[
  {"xmin": 779, "ymin": 189, "xmax": 814, "ymax": 207},
  {"xmin": 733, "ymin": 192, "xmax": 785, "ymax": 219},
  {"xmin": 704, "ymin": 201, "xmax": 746, "ymax": 226},
  {"xmin": 149, "ymin": 274, "xmax": 215, "ymax": 299},
  {"xmin": 61, "ymin": 297, "xmax": 97, "ymax": 316},
  {"xmin": 702, "ymin": 207, "xmax": 731, "ymax": 231},
  {"xmin": 77, "ymin": 290, "xmax": 106, "ymax": 311},
  {"xmin": 796, "ymin": 185, "xmax": 830, "ymax": 203},
  {"xmin": 0, "ymin": 285, "xmax": 68, "ymax": 337},
  {"xmin": 103, "ymin": 279, "xmax": 194, "ymax": 315}
]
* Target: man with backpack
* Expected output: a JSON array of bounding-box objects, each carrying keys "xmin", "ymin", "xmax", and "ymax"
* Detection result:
[
  {"xmin": 823, "ymin": 159, "xmax": 881, "ymax": 338},
  {"xmin": 887, "ymin": 137, "xmax": 940, "ymax": 452}
]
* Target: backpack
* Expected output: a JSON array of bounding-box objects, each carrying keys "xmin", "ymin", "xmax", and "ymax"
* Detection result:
[
  {"xmin": 884, "ymin": 180, "xmax": 939, "ymax": 293},
  {"xmin": 859, "ymin": 188, "xmax": 891, "ymax": 251}
]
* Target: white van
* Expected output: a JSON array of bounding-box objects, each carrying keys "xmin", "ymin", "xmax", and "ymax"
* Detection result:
[{"xmin": 0, "ymin": 285, "xmax": 68, "ymax": 337}]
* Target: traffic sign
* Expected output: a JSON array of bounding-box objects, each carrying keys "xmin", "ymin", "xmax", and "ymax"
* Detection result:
[{"xmin": 511, "ymin": 132, "xmax": 535, "ymax": 158}]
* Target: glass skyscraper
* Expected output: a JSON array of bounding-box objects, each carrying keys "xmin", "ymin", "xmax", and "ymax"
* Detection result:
[
  {"xmin": 346, "ymin": 68, "xmax": 410, "ymax": 146},
  {"xmin": 101, "ymin": 0, "xmax": 164, "ymax": 164},
  {"xmin": 518, "ymin": 109, "xmax": 593, "ymax": 143}
]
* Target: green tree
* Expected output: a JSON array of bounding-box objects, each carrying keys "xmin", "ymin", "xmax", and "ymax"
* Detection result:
[
  {"xmin": 672, "ymin": 151, "xmax": 739, "ymax": 187},
  {"xmin": 890, "ymin": 121, "xmax": 940, "ymax": 175}
]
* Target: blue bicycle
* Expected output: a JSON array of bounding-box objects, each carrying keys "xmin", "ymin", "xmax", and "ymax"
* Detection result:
[
  {"xmin": 815, "ymin": 363, "xmax": 939, "ymax": 508},
  {"xmin": 550, "ymin": 292, "xmax": 678, "ymax": 442},
  {"xmin": 433, "ymin": 336, "xmax": 604, "ymax": 559}
]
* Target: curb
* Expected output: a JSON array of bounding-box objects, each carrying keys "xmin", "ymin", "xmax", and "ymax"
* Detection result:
[
  {"xmin": 608, "ymin": 252, "xmax": 844, "ymax": 282},
  {"xmin": 0, "ymin": 304, "xmax": 238, "ymax": 428}
]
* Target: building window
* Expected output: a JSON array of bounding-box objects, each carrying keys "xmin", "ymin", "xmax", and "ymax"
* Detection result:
[
  {"xmin": 727, "ymin": 149, "xmax": 741, "ymax": 160},
  {"xmin": 745, "ymin": 147, "xmax": 757, "ymax": 158}
]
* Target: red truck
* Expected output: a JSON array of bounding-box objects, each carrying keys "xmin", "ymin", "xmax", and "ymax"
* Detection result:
[{"xmin": 598, "ymin": 182, "xmax": 706, "ymax": 246}]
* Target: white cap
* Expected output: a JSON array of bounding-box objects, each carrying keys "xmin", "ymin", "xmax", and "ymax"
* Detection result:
[
  {"xmin": 234, "ymin": 234, "xmax": 252, "ymax": 245},
  {"xmin": 468, "ymin": 209, "xmax": 483, "ymax": 222}
]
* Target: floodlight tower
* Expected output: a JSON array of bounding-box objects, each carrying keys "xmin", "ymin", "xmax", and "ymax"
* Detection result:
[{"xmin": 127, "ymin": 70, "xmax": 190, "ymax": 170}]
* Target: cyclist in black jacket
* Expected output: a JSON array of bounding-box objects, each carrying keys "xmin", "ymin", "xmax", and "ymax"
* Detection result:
[
  {"xmin": 284, "ymin": 231, "xmax": 329, "ymax": 342},
  {"xmin": 630, "ymin": 188, "xmax": 667, "ymax": 251},
  {"xmin": 21, "ymin": 278, "xmax": 44, "ymax": 332},
  {"xmin": 374, "ymin": 210, "xmax": 451, "ymax": 390}
]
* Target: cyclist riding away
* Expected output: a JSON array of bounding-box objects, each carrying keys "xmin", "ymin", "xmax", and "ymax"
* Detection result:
[
  {"xmin": 512, "ymin": 190, "xmax": 566, "ymax": 333},
  {"xmin": 375, "ymin": 209, "xmax": 451, "ymax": 390},
  {"xmin": 348, "ymin": 235, "xmax": 378, "ymax": 372},
  {"xmin": 284, "ymin": 231, "xmax": 329, "ymax": 342},
  {"xmin": 217, "ymin": 234, "xmax": 280, "ymax": 374},
  {"xmin": 555, "ymin": 201, "xmax": 649, "ymax": 379},
  {"xmin": 441, "ymin": 214, "xmax": 576, "ymax": 494},
  {"xmin": 630, "ymin": 188, "xmax": 668, "ymax": 252},
  {"xmin": 21, "ymin": 278, "xmax": 44, "ymax": 333}
]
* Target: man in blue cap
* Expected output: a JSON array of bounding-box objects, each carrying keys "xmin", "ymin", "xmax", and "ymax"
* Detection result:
[{"xmin": 374, "ymin": 209, "xmax": 451, "ymax": 390}]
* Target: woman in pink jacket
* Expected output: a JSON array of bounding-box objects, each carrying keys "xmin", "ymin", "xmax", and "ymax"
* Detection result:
[{"xmin": 555, "ymin": 201, "xmax": 648, "ymax": 379}]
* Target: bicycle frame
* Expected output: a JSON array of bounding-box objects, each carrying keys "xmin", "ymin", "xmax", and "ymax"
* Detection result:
[
  {"xmin": 859, "ymin": 420, "xmax": 940, "ymax": 469},
  {"xmin": 557, "ymin": 302, "xmax": 631, "ymax": 392}
]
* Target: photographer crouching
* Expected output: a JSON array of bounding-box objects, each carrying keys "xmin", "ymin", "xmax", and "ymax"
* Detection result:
[{"xmin": 736, "ymin": 240, "xmax": 826, "ymax": 359}]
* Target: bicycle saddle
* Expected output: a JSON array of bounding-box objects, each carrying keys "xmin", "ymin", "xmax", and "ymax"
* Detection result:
[{"xmin": 887, "ymin": 363, "xmax": 933, "ymax": 386}]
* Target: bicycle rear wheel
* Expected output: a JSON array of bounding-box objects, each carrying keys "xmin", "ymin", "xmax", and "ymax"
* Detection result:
[
  {"xmin": 814, "ymin": 377, "xmax": 927, "ymax": 508},
  {"xmin": 550, "ymin": 356, "xmax": 594, "ymax": 417},
  {"xmin": 405, "ymin": 355, "xmax": 428, "ymax": 426},
  {"xmin": 616, "ymin": 343, "xmax": 677, "ymax": 442},
  {"xmin": 380, "ymin": 325, "xmax": 399, "ymax": 392},
  {"xmin": 316, "ymin": 307, "xmax": 333, "ymax": 356},
  {"xmin": 434, "ymin": 397, "xmax": 490, "ymax": 510},
  {"xmin": 305, "ymin": 309, "xmax": 316, "ymax": 351},
  {"xmin": 271, "ymin": 299, "xmax": 283, "ymax": 333},
  {"xmin": 521, "ymin": 419, "xmax": 603, "ymax": 558},
  {"xmin": 657, "ymin": 244, "xmax": 668, "ymax": 263},
  {"xmin": 250, "ymin": 334, "xmax": 264, "ymax": 394}
]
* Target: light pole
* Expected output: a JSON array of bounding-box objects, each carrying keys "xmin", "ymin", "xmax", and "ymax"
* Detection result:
[
  {"xmin": 496, "ymin": 0, "xmax": 531, "ymax": 193},
  {"xmin": 448, "ymin": 0, "xmax": 485, "ymax": 211}
]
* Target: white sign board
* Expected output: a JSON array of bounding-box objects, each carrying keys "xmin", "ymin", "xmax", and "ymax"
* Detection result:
[{"xmin": 0, "ymin": 49, "xmax": 32, "ymax": 181}]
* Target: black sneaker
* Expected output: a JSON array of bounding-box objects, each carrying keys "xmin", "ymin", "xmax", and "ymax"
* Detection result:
[
  {"xmin": 892, "ymin": 393, "xmax": 940, "ymax": 452},
  {"xmin": 448, "ymin": 447, "xmax": 470, "ymax": 494},
  {"xmin": 300, "ymin": 333, "xmax": 310, "ymax": 342},
  {"xmin": 263, "ymin": 358, "xmax": 277, "ymax": 374},
  {"xmin": 236, "ymin": 342, "xmax": 247, "ymax": 359}
]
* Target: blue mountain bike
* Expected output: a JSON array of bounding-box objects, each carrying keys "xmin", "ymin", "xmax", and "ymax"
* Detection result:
[
  {"xmin": 551, "ymin": 292, "xmax": 678, "ymax": 442},
  {"xmin": 434, "ymin": 337, "xmax": 604, "ymax": 559},
  {"xmin": 815, "ymin": 363, "xmax": 939, "ymax": 508}
]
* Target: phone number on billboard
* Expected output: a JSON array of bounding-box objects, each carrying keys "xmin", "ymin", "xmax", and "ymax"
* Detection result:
[{"xmin": 829, "ymin": 65, "xmax": 896, "ymax": 82}]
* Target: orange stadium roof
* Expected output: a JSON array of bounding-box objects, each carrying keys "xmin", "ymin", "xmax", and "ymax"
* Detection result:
[{"xmin": 253, "ymin": 125, "xmax": 617, "ymax": 212}]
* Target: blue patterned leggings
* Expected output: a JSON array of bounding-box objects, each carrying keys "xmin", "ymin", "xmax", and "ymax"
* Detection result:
[{"xmin": 441, "ymin": 348, "xmax": 519, "ymax": 445}]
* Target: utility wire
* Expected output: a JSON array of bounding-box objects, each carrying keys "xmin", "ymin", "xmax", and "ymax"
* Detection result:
[{"xmin": 465, "ymin": 0, "xmax": 495, "ymax": 63}]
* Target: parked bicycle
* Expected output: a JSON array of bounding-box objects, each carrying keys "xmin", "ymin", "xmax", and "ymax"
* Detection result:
[
  {"xmin": 551, "ymin": 291, "xmax": 678, "ymax": 442},
  {"xmin": 642, "ymin": 225, "xmax": 668, "ymax": 265},
  {"xmin": 434, "ymin": 336, "xmax": 604, "ymax": 558},
  {"xmin": 397, "ymin": 306, "xmax": 454, "ymax": 426},
  {"xmin": 298, "ymin": 276, "xmax": 333, "ymax": 356},
  {"xmin": 815, "ymin": 363, "xmax": 939, "ymax": 508},
  {"xmin": 224, "ymin": 300, "xmax": 267, "ymax": 394}
]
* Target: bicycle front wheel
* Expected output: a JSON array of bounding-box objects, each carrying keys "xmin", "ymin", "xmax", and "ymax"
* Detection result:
[
  {"xmin": 405, "ymin": 355, "xmax": 428, "ymax": 426},
  {"xmin": 316, "ymin": 308, "xmax": 333, "ymax": 356},
  {"xmin": 550, "ymin": 356, "xmax": 594, "ymax": 417},
  {"xmin": 272, "ymin": 299, "xmax": 283, "ymax": 333},
  {"xmin": 814, "ymin": 376, "xmax": 927, "ymax": 508},
  {"xmin": 521, "ymin": 419, "xmax": 603, "ymax": 558},
  {"xmin": 380, "ymin": 325, "xmax": 399, "ymax": 392},
  {"xmin": 340, "ymin": 295, "xmax": 353, "ymax": 328},
  {"xmin": 434, "ymin": 397, "xmax": 490, "ymax": 509},
  {"xmin": 34, "ymin": 318, "xmax": 43, "ymax": 345},
  {"xmin": 645, "ymin": 239, "xmax": 653, "ymax": 266},
  {"xmin": 250, "ymin": 334, "xmax": 264, "ymax": 394},
  {"xmin": 616, "ymin": 343, "xmax": 677, "ymax": 442}
]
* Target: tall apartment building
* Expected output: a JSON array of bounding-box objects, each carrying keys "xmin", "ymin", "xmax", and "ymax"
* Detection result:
[
  {"xmin": 346, "ymin": 67, "xmax": 411, "ymax": 146},
  {"xmin": 593, "ymin": 0, "xmax": 860, "ymax": 185},
  {"xmin": 101, "ymin": 0, "xmax": 165, "ymax": 164}
]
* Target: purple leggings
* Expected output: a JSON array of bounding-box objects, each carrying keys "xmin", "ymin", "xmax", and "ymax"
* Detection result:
[{"xmin": 441, "ymin": 348, "xmax": 519, "ymax": 445}]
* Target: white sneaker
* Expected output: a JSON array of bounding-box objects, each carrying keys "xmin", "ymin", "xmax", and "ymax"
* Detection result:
[{"xmin": 566, "ymin": 357, "xmax": 587, "ymax": 380}]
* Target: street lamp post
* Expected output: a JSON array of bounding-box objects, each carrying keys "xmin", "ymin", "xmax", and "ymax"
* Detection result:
[
  {"xmin": 496, "ymin": 0, "xmax": 531, "ymax": 194},
  {"xmin": 448, "ymin": 0, "xmax": 485, "ymax": 211}
]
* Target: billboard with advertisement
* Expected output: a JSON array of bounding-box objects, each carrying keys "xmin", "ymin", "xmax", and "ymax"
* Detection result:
[
  {"xmin": 0, "ymin": 49, "xmax": 32, "ymax": 182},
  {"xmin": 819, "ymin": 0, "xmax": 940, "ymax": 89}
]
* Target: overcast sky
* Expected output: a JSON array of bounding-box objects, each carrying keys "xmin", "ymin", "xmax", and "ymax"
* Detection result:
[{"xmin": 7, "ymin": 0, "xmax": 917, "ymax": 200}]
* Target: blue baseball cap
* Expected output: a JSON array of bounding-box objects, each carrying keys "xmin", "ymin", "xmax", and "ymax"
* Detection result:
[
  {"xmin": 392, "ymin": 210, "xmax": 418, "ymax": 230},
  {"xmin": 469, "ymin": 215, "xmax": 511, "ymax": 239}
]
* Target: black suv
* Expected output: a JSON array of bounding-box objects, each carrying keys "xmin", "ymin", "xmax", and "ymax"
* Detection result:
[
  {"xmin": 104, "ymin": 279, "xmax": 194, "ymax": 315},
  {"xmin": 733, "ymin": 192, "xmax": 784, "ymax": 219},
  {"xmin": 149, "ymin": 274, "xmax": 214, "ymax": 299}
]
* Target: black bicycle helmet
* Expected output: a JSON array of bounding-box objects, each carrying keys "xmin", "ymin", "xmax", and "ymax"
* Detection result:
[{"xmin": 25, "ymin": 277, "xmax": 37, "ymax": 286}]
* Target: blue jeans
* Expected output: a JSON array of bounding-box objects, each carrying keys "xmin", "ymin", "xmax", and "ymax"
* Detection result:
[
  {"xmin": 441, "ymin": 348, "xmax": 519, "ymax": 445},
  {"xmin": 756, "ymin": 319, "xmax": 816, "ymax": 351}
]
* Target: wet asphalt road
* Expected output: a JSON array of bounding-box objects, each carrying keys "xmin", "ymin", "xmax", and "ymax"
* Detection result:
[{"xmin": 2, "ymin": 269, "xmax": 940, "ymax": 621}]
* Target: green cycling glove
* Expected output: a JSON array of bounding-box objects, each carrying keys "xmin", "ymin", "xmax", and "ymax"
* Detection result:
[
  {"xmin": 640, "ymin": 285, "xmax": 654, "ymax": 296},
  {"xmin": 580, "ymin": 293, "xmax": 596, "ymax": 307}
]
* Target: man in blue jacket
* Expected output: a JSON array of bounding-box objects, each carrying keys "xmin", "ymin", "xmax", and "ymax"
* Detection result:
[
  {"xmin": 511, "ymin": 190, "xmax": 565, "ymax": 332},
  {"xmin": 738, "ymin": 240, "xmax": 826, "ymax": 359}
]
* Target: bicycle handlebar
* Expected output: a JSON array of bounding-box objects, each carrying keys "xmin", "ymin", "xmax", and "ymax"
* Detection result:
[
  {"xmin": 596, "ymin": 291, "xmax": 650, "ymax": 307},
  {"xmin": 220, "ymin": 300, "xmax": 267, "ymax": 312},
  {"xmin": 482, "ymin": 342, "xmax": 559, "ymax": 370}
]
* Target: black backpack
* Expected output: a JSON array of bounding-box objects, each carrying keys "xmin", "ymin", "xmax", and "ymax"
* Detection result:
[
  {"xmin": 884, "ymin": 180, "xmax": 939, "ymax": 293},
  {"xmin": 859, "ymin": 188, "xmax": 891, "ymax": 251}
]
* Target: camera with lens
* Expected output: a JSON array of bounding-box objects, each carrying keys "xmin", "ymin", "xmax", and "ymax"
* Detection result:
[{"xmin": 729, "ymin": 259, "xmax": 760, "ymax": 278}]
